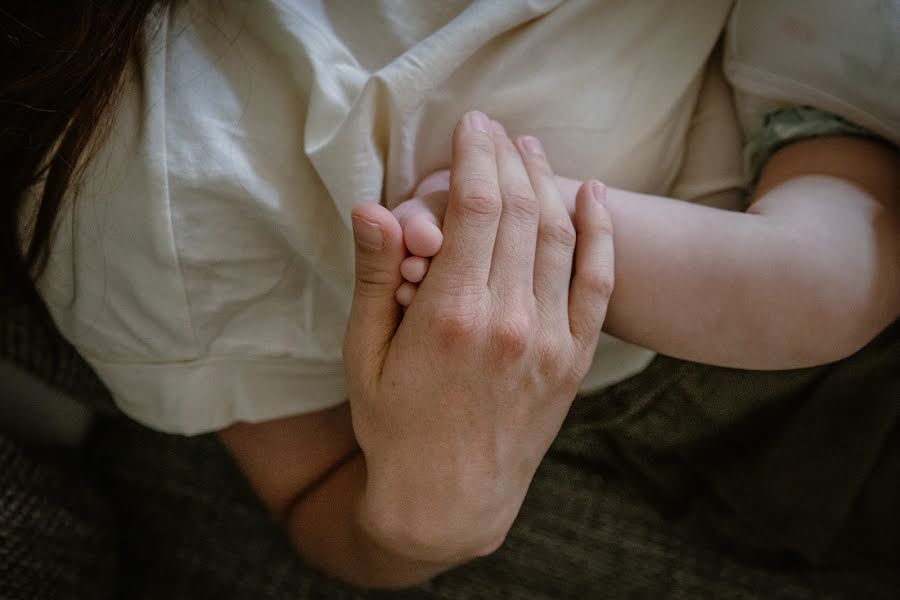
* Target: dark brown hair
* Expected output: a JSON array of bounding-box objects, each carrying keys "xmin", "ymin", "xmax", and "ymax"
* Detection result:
[{"xmin": 1, "ymin": 1, "xmax": 165, "ymax": 304}]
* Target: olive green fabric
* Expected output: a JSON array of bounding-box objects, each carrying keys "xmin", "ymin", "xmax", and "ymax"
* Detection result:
[
  {"xmin": 558, "ymin": 319, "xmax": 900, "ymax": 566},
  {"xmin": 745, "ymin": 106, "xmax": 880, "ymax": 180},
  {"xmin": 74, "ymin": 409, "xmax": 900, "ymax": 599}
]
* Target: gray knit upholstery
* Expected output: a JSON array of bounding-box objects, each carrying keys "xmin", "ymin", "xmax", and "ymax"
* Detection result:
[
  {"xmin": 77, "ymin": 414, "xmax": 900, "ymax": 599},
  {"xmin": 0, "ymin": 434, "xmax": 116, "ymax": 599},
  {"xmin": 1, "ymin": 295, "xmax": 898, "ymax": 598},
  {"xmin": 0, "ymin": 295, "xmax": 113, "ymax": 411}
]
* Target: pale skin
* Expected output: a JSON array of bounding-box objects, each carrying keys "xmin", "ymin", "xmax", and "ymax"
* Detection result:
[
  {"xmin": 222, "ymin": 111, "xmax": 616, "ymax": 588},
  {"xmin": 220, "ymin": 117, "xmax": 900, "ymax": 590},
  {"xmin": 394, "ymin": 126, "xmax": 900, "ymax": 369}
]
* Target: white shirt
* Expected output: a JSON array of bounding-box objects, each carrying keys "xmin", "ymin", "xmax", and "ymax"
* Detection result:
[
  {"xmin": 724, "ymin": 0, "xmax": 900, "ymax": 149},
  {"xmin": 48, "ymin": 0, "xmax": 883, "ymax": 435}
]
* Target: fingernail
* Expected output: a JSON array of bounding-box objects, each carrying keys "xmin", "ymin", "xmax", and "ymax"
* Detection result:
[
  {"xmin": 590, "ymin": 181, "xmax": 607, "ymax": 205},
  {"xmin": 352, "ymin": 216, "xmax": 384, "ymax": 250},
  {"xmin": 520, "ymin": 136, "xmax": 543, "ymax": 156},
  {"xmin": 490, "ymin": 120, "xmax": 507, "ymax": 136},
  {"xmin": 467, "ymin": 111, "xmax": 490, "ymax": 133}
]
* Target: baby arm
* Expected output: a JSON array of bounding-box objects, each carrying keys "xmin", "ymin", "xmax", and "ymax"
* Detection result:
[{"xmin": 394, "ymin": 134, "xmax": 900, "ymax": 369}]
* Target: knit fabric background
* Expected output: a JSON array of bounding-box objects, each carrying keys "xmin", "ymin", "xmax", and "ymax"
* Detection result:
[{"xmin": 2, "ymin": 294, "xmax": 898, "ymax": 599}]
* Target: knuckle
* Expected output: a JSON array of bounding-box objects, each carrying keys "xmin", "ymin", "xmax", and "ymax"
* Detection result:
[
  {"xmin": 459, "ymin": 193, "xmax": 499, "ymax": 217},
  {"xmin": 582, "ymin": 267, "xmax": 615, "ymax": 300},
  {"xmin": 499, "ymin": 186, "xmax": 539, "ymax": 221},
  {"xmin": 356, "ymin": 274, "xmax": 395, "ymax": 290},
  {"xmin": 353, "ymin": 276, "xmax": 396, "ymax": 301},
  {"xmin": 536, "ymin": 343, "xmax": 562, "ymax": 378},
  {"xmin": 355, "ymin": 261, "xmax": 397, "ymax": 288},
  {"xmin": 469, "ymin": 139, "xmax": 495, "ymax": 158},
  {"xmin": 432, "ymin": 311, "xmax": 480, "ymax": 349},
  {"xmin": 490, "ymin": 314, "xmax": 530, "ymax": 361},
  {"xmin": 536, "ymin": 342, "xmax": 579, "ymax": 386},
  {"xmin": 457, "ymin": 177, "xmax": 501, "ymax": 217},
  {"xmin": 539, "ymin": 218, "xmax": 577, "ymax": 249}
]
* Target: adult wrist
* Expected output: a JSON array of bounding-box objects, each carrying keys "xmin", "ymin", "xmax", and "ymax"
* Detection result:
[{"xmin": 357, "ymin": 457, "xmax": 514, "ymax": 564}]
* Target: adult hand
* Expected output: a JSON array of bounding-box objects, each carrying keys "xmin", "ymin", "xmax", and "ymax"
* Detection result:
[{"xmin": 343, "ymin": 111, "xmax": 615, "ymax": 562}]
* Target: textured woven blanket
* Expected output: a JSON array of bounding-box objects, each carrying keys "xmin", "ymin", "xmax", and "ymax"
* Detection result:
[{"xmin": 1, "ymin": 295, "xmax": 898, "ymax": 598}]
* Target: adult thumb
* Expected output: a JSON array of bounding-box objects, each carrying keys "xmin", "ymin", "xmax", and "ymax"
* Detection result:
[{"xmin": 343, "ymin": 203, "xmax": 406, "ymax": 386}]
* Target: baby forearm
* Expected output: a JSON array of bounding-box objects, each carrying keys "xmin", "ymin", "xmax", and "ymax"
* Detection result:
[
  {"xmin": 555, "ymin": 175, "xmax": 899, "ymax": 369},
  {"xmin": 570, "ymin": 177, "xmax": 798, "ymax": 368}
]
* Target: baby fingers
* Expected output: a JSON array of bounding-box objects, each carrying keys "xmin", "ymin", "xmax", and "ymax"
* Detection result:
[
  {"xmin": 396, "ymin": 281, "xmax": 418, "ymax": 307},
  {"xmin": 392, "ymin": 192, "xmax": 448, "ymax": 257},
  {"xmin": 401, "ymin": 255, "xmax": 430, "ymax": 283}
]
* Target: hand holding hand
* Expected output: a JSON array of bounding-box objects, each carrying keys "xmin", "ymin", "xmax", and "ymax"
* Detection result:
[
  {"xmin": 343, "ymin": 112, "xmax": 615, "ymax": 562},
  {"xmin": 390, "ymin": 126, "xmax": 594, "ymax": 307}
]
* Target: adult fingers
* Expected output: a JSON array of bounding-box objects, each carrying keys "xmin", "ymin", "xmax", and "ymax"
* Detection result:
[
  {"xmin": 488, "ymin": 121, "xmax": 539, "ymax": 299},
  {"xmin": 518, "ymin": 135, "xmax": 576, "ymax": 321},
  {"xmin": 343, "ymin": 203, "xmax": 407, "ymax": 387},
  {"xmin": 568, "ymin": 181, "xmax": 615, "ymax": 351},
  {"xmin": 428, "ymin": 111, "xmax": 501, "ymax": 294}
]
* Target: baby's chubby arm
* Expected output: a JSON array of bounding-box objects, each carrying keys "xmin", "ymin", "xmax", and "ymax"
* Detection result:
[{"xmin": 394, "ymin": 132, "xmax": 900, "ymax": 369}]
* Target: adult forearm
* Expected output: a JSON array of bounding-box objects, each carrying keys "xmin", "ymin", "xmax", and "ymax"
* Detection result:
[
  {"xmin": 285, "ymin": 451, "xmax": 475, "ymax": 589},
  {"xmin": 221, "ymin": 409, "xmax": 488, "ymax": 590}
]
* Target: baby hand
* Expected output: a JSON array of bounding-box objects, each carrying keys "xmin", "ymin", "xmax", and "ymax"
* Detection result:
[
  {"xmin": 392, "ymin": 122, "xmax": 583, "ymax": 307},
  {"xmin": 391, "ymin": 169, "xmax": 450, "ymax": 306}
]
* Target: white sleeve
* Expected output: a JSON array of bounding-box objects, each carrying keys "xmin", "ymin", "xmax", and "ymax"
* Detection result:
[
  {"xmin": 724, "ymin": 0, "xmax": 900, "ymax": 147},
  {"xmin": 36, "ymin": 4, "xmax": 352, "ymax": 435}
]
